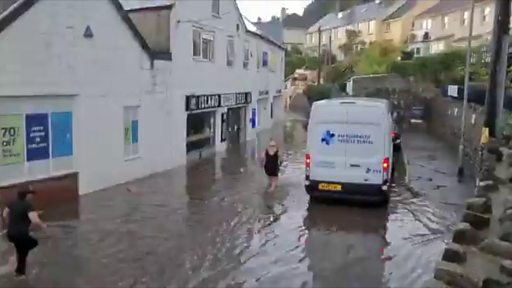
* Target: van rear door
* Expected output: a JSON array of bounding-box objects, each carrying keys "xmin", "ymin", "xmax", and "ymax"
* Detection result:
[
  {"xmin": 341, "ymin": 107, "xmax": 385, "ymax": 185},
  {"xmin": 308, "ymin": 109, "xmax": 347, "ymax": 183}
]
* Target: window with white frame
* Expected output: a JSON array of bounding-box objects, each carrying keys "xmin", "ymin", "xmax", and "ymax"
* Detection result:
[
  {"xmin": 226, "ymin": 36, "xmax": 235, "ymax": 67},
  {"xmin": 482, "ymin": 6, "xmax": 491, "ymax": 22},
  {"xmin": 322, "ymin": 32, "xmax": 327, "ymax": 43},
  {"xmin": 124, "ymin": 106, "xmax": 139, "ymax": 158},
  {"xmin": 422, "ymin": 18, "xmax": 432, "ymax": 30},
  {"xmin": 243, "ymin": 41, "xmax": 249, "ymax": 69},
  {"xmin": 442, "ymin": 15, "xmax": 449, "ymax": 29},
  {"xmin": 212, "ymin": 0, "xmax": 220, "ymax": 16},
  {"xmin": 368, "ymin": 20, "xmax": 375, "ymax": 34},
  {"xmin": 331, "ymin": 29, "xmax": 335, "ymax": 40},
  {"xmin": 356, "ymin": 22, "xmax": 362, "ymax": 31},
  {"xmin": 337, "ymin": 27, "xmax": 344, "ymax": 38},
  {"xmin": 462, "ymin": 11, "xmax": 469, "ymax": 26},
  {"xmin": 384, "ymin": 22, "xmax": 391, "ymax": 32},
  {"xmin": 193, "ymin": 29, "xmax": 214, "ymax": 61}
]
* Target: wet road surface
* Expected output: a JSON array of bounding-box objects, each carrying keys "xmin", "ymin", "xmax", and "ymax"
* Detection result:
[{"xmin": 0, "ymin": 120, "xmax": 475, "ymax": 287}]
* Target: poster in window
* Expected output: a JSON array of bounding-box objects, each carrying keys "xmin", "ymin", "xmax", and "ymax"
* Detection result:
[
  {"xmin": 51, "ymin": 112, "xmax": 73, "ymax": 158},
  {"xmin": 131, "ymin": 120, "xmax": 139, "ymax": 144},
  {"xmin": 0, "ymin": 114, "xmax": 24, "ymax": 165},
  {"xmin": 262, "ymin": 51, "xmax": 269, "ymax": 67},
  {"xmin": 269, "ymin": 53, "xmax": 277, "ymax": 72},
  {"xmin": 25, "ymin": 113, "xmax": 50, "ymax": 162},
  {"xmin": 251, "ymin": 108, "xmax": 257, "ymax": 129},
  {"xmin": 221, "ymin": 112, "xmax": 227, "ymax": 142},
  {"xmin": 124, "ymin": 121, "xmax": 132, "ymax": 145}
]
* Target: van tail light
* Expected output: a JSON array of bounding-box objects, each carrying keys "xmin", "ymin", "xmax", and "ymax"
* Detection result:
[
  {"xmin": 382, "ymin": 157, "xmax": 390, "ymax": 172},
  {"xmin": 305, "ymin": 153, "xmax": 311, "ymax": 169}
]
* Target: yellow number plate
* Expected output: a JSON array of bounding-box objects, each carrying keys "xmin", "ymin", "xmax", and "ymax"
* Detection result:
[{"xmin": 319, "ymin": 183, "xmax": 342, "ymax": 191}]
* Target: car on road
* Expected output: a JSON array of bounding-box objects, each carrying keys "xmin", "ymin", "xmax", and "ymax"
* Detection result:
[
  {"xmin": 409, "ymin": 105, "xmax": 425, "ymax": 124},
  {"xmin": 305, "ymin": 97, "xmax": 394, "ymax": 203}
]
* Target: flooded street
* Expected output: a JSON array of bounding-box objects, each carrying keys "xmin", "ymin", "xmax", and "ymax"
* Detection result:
[{"xmin": 0, "ymin": 118, "xmax": 475, "ymax": 287}]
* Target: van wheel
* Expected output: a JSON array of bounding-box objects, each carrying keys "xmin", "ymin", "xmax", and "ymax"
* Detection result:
[{"xmin": 382, "ymin": 193, "xmax": 390, "ymax": 205}]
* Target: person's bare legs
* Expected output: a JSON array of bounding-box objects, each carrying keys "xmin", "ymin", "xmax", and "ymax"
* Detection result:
[{"xmin": 268, "ymin": 177, "xmax": 278, "ymax": 192}]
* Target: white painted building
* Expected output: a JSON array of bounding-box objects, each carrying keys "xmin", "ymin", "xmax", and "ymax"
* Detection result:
[
  {"xmin": 164, "ymin": 0, "xmax": 285, "ymax": 159},
  {"xmin": 0, "ymin": 0, "xmax": 285, "ymax": 198},
  {"xmin": 0, "ymin": 0, "xmax": 184, "ymax": 195}
]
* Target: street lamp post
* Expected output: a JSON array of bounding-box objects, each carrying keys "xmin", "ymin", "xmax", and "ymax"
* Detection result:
[{"xmin": 457, "ymin": 0, "xmax": 476, "ymax": 181}]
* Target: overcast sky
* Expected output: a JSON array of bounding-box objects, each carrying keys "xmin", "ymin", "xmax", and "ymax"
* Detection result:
[{"xmin": 237, "ymin": 0, "xmax": 312, "ymax": 22}]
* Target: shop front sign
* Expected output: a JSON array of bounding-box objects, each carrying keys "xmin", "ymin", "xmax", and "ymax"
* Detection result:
[
  {"xmin": 186, "ymin": 92, "xmax": 252, "ymax": 112},
  {"xmin": 221, "ymin": 92, "xmax": 251, "ymax": 107}
]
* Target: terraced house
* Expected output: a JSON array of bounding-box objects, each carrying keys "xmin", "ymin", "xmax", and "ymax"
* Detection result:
[
  {"xmin": 409, "ymin": 0, "xmax": 495, "ymax": 56},
  {"xmin": 304, "ymin": 0, "xmax": 435, "ymax": 61}
]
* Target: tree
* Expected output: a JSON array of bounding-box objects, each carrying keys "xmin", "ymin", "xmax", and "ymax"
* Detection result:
[
  {"xmin": 339, "ymin": 29, "xmax": 361, "ymax": 59},
  {"xmin": 354, "ymin": 41, "xmax": 401, "ymax": 75},
  {"xmin": 325, "ymin": 62, "xmax": 351, "ymax": 86},
  {"xmin": 285, "ymin": 54, "xmax": 306, "ymax": 77},
  {"xmin": 303, "ymin": 84, "xmax": 332, "ymax": 105}
]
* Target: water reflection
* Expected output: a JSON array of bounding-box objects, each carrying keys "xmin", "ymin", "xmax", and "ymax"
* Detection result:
[{"xmin": 304, "ymin": 202, "xmax": 389, "ymax": 287}]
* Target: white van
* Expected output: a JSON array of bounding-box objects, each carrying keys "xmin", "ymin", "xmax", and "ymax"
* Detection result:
[{"xmin": 305, "ymin": 97, "xmax": 394, "ymax": 203}]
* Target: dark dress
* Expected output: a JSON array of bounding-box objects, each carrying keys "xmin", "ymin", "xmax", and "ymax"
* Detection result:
[{"xmin": 264, "ymin": 149, "xmax": 280, "ymax": 177}]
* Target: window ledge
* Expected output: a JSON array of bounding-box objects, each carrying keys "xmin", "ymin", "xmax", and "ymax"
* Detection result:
[
  {"xmin": 212, "ymin": 13, "xmax": 221, "ymax": 19},
  {"xmin": 124, "ymin": 155, "xmax": 141, "ymax": 162},
  {"xmin": 193, "ymin": 57, "xmax": 214, "ymax": 63}
]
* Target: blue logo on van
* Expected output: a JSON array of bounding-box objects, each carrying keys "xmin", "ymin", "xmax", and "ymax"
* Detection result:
[{"xmin": 321, "ymin": 130, "xmax": 335, "ymax": 146}]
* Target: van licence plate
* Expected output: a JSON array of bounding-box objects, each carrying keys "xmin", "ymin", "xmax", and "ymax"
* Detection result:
[{"xmin": 319, "ymin": 183, "xmax": 342, "ymax": 191}]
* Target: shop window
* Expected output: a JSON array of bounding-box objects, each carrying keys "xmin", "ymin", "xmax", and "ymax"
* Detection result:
[
  {"xmin": 186, "ymin": 112, "xmax": 215, "ymax": 153},
  {"xmin": 193, "ymin": 29, "xmax": 214, "ymax": 61},
  {"xmin": 227, "ymin": 36, "xmax": 235, "ymax": 67},
  {"xmin": 124, "ymin": 106, "xmax": 139, "ymax": 158}
]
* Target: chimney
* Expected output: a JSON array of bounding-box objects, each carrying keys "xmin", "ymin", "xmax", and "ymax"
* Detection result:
[
  {"xmin": 257, "ymin": 17, "xmax": 262, "ymax": 23},
  {"xmin": 281, "ymin": 7, "xmax": 286, "ymax": 21},
  {"xmin": 335, "ymin": 0, "xmax": 341, "ymax": 12}
]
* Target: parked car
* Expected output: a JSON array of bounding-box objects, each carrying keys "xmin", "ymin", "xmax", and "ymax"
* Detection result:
[{"xmin": 409, "ymin": 106, "xmax": 425, "ymax": 123}]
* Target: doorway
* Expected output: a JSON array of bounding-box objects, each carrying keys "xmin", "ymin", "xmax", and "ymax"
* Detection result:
[{"xmin": 226, "ymin": 107, "xmax": 246, "ymax": 146}]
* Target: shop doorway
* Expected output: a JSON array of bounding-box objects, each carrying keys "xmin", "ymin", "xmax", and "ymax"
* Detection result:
[{"xmin": 226, "ymin": 107, "xmax": 246, "ymax": 146}]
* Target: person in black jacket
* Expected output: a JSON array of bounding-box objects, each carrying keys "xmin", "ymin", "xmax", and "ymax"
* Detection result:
[{"xmin": 3, "ymin": 189, "xmax": 47, "ymax": 279}]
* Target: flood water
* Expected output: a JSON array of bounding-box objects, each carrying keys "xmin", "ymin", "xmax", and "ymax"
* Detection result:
[{"xmin": 0, "ymin": 118, "xmax": 475, "ymax": 287}]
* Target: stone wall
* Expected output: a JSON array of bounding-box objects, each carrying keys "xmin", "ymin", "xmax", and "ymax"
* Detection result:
[{"xmin": 426, "ymin": 96, "xmax": 486, "ymax": 176}]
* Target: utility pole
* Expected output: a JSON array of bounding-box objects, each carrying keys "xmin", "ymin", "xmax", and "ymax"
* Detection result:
[
  {"xmin": 484, "ymin": 0, "xmax": 510, "ymax": 139},
  {"xmin": 328, "ymin": 32, "xmax": 333, "ymax": 66},
  {"xmin": 457, "ymin": 0, "xmax": 476, "ymax": 181},
  {"xmin": 317, "ymin": 26, "xmax": 322, "ymax": 84},
  {"xmin": 477, "ymin": 0, "xmax": 510, "ymax": 190}
]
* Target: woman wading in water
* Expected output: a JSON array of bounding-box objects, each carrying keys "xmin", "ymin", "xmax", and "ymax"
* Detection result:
[{"xmin": 261, "ymin": 140, "xmax": 281, "ymax": 192}]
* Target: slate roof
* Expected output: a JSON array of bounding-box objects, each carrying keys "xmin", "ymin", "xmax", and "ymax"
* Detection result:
[
  {"xmin": 253, "ymin": 18, "xmax": 284, "ymax": 44},
  {"xmin": 384, "ymin": 0, "xmax": 417, "ymax": 21},
  {"xmin": 283, "ymin": 13, "xmax": 308, "ymax": 29},
  {"xmin": 307, "ymin": 1, "xmax": 393, "ymax": 32},
  {"xmin": 0, "ymin": 0, "xmax": 175, "ymax": 60},
  {"xmin": 416, "ymin": 0, "xmax": 472, "ymax": 18}
]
